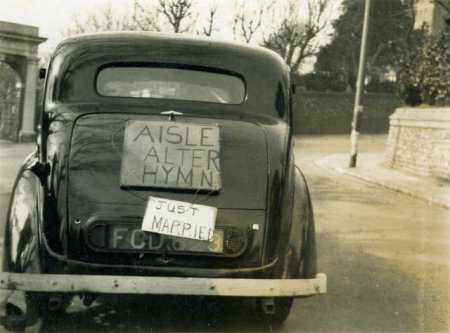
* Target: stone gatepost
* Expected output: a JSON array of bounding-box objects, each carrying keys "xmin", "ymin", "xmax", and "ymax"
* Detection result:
[
  {"xmin": 19, "ymin": 57, "xmax": 39, "ymax": 141},
  {"xmin": 385, "ymin": 107, "xmax": 450, "ymax": 181}
]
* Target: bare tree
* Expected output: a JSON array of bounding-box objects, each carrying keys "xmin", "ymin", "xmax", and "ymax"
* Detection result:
[
  {"xmin": 232, "ymin": 0, "xmax": 271, "ymax": 43},
  {"xmin": 198, "ymin": 2, "xmax": 218, "ymax": 36},
  {"xmin": 66, "ymin": 3, "xmax": 132, "ymax": 35},
  {"xmin": 132, "ymin": 0, "xmax": 161, "ymax": 31},
  {"xmin": 65, "ymin": 0, "xmax": 198, "ymax": 36},
  {"xmin": 263, "ymin": 0, "xmax": 334, "ymax": 73},
  {"xmin": 63, "ymin": 0, "xmax": 334, "ymax": 53},
  {"xmin": 158, "ymin": 0, "xmax": 197, "ymax": 33},
  {"xmin": 232, "ymin": 6, "xmax": 262, "ymax": 42}
]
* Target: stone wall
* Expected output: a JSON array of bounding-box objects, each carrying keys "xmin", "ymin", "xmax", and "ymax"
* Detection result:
[
  {"xmin": 293, "ymin": 92, "xmax": 401, "ymax": 135},
  {"xmin": 385, "ymin": 107, "xmax": 450, "ymax": 180}
]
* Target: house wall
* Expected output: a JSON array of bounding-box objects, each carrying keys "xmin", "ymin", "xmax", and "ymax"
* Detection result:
[{"xmin": 385, "ymin": 107, "xmax": 450, "ymax": 180}]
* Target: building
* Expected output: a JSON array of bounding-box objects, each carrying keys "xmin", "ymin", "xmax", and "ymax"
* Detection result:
[
  {"xmin": 0, "ymin": 21, "xmax": 46, "ymax": 141},
  {"xmin": 414, "ymin": 0, "xmax": 450, "ymax": 34}
]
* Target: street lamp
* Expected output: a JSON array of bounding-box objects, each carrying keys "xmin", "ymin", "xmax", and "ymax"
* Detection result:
[{"xmin": 349, "ymin": 0, "xmax": 371, "ymax": 168}]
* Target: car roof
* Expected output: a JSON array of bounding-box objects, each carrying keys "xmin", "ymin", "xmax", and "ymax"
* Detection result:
[
  {"xmin": 46, "ymin": 32, "xmax": 290, "ymax": 117},
  {"xmin": 56, "ymin": 31, "xmax": 285, "ymax": 64},
  {"xmin": 51, "ymin": 32, "xmax": 289, "ymax": 80}
]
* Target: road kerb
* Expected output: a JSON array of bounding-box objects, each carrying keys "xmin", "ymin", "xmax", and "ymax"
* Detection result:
[{"xmin": 315, "ymin": 154, "xmax": 450, "ymax": 210}]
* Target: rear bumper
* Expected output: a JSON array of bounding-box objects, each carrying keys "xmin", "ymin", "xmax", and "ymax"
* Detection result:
[{"xmin": 0, "ymin": 272, "xmax": 327, "ymax": 297}]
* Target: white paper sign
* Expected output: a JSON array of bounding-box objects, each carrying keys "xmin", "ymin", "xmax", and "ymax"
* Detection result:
[
  {"xmin": 142, "ymin": 197, "xmax": 217, "ymax": 241},
  {"xmin": 120, "ymin": 120, "xmax": 221, "ymax": 190}
]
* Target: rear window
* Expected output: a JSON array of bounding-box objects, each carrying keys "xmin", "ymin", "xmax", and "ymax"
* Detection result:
[{"xmin": 96, "ymin": 66, "xmax": 246, "ymax": 104}]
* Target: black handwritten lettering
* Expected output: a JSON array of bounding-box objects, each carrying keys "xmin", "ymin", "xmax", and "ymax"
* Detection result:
[
  {"xmin": 207, "ymin": 150, "xmax": 220, "ymax": 171},
  {"xmin": 207, "ymin": 228, "xmax": 214, "ymax": 241},
  {"xmin": 151, "ymin": 216, "xmax": 163, "ymax": 230},
  {"xmin": 170, "ymin": 219, "xmax": 181, "ymax": 235},
  {"xmin": 133, "ymin": 125, "xmax": 155, "ymax": 142},
  {"xmin": 161, "ymin": 219, "xmax": 170, "ymax": 233},
  {"xmin": 176, "ymin": 148, "xmax": 189, "ymax": 164},
  {"xmin": 200, "ymin": 127, "xmax": 214, "ymax": 146},
  {"xmin": 182, "ymin": 222, "xmax": 191, "ymax": 237},
  {"xmin": 129, "ymin": 123, "xmax": 221, "ymax": 189},
  {"xmin": 166, "ymin": 126, "xmax": 182, "ymax": 144},
  {"xmin": 161, "ymin": 165, "xmax": 173, "ymax": 184},
  {"xmin": 144, "ymin": 146, "xmax": 159, "ymax": 162},
  {"xmin": 187, "ymin": 206, "xmax": 199, "ymax": 217},
  {"xmin": 192, "ymin": 224, "xmax": 198, "ymax": 239},
  {"xmin": 192, "ymin": 149, "xmax": 205, "ymax": 168},
  {"xmin": 177, "ymin": 167, "xmax": 193, "ymax": 186},
  {"xmin": 155, "ymin": 200, "xmax": 164, "ymax": 210},
  {"xmin": 167, "ymin": 203, "xmax": 176, "ymax": 213},
  {"xmin": 185, "ymin": 127, "xmax": 196, "ymax": 146},
  {"xmin": 198, "ymin": 226, "xmax": 206, "ymax": 240},
  {"xmin": 143, "ymin": 165, "xmax": 157, "ymax": 183},
  {"xmin": 201, "ymin": 170, "xmax": 213, "ymax": 187},
  {"xmin": 163, "ymin": 146, "xmax": 175, "ymax": 164},
  {"xmin": 158, "ymin": 125, "xmax": 163, "ymax": 143}
]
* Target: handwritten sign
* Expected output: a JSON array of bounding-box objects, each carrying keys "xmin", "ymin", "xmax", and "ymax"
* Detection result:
[
  {"xmin": 142, "ymin": 197, "xmax": 217, "ymax": 241},
  {"xmin": 120, "ymin": 120, "xmax": 221, "ymax": 190}
]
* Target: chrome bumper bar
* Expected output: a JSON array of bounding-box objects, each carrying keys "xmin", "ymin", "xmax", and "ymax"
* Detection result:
[{"xmin": 0, "ymin": 273, "xmax": 326, "ymax": 297}]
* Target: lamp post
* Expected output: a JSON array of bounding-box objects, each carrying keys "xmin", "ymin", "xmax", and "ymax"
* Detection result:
[{"xmin": 349, "ymin": 0, "xmax": 371, "ymax": 168}]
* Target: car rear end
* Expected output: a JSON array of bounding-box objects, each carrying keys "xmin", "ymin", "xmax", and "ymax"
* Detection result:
[
  {"xmin": 40, "ymin": 33, "xmax": 294, "ymax": 278},
  {"xmin": 66, "ymin": 110, "xmax": 271, "ymax": 276}
]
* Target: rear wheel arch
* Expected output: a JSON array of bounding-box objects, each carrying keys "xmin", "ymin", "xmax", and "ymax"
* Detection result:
[
  {"xmin": 1, "ymin": 155, "xmax": 44, "ymax": 331},
  {"xmin": 285, "ymin": 166, "xmax": 317, "ymax": 279},
  {"xmin": 3, "ymin": 153, "xmax": 42, "ymax": 273}
]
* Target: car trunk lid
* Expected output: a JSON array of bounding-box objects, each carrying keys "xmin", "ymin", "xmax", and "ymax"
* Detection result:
[{"xmin": 66, "ymin": 112, "xmax": 269, "ymax": 266}]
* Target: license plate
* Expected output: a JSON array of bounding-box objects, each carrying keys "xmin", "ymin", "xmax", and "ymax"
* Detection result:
[{"xmin": 108, "ymin": 224, "xmax": 224, "ymax": 253}]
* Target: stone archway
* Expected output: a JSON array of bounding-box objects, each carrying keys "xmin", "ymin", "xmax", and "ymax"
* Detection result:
[{"xmin": 0, "ymin": 21, "xmax": 46, "ymax": 141}]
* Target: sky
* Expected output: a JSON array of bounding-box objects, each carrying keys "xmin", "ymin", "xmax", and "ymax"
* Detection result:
[
  {"xmin": 0, "ymin": 0, "xmax": 131, "ymax": 53},
  {"xmin": 0, "ymin": 0, "xmax": 265, "ymax": 49}
]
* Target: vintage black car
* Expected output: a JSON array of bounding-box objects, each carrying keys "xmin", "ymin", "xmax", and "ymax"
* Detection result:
[{"xmin": 0, "ymin": 32, "xmax": 326, "ymax": 331}]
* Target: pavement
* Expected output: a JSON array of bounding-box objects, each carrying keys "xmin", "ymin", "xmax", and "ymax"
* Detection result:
[{"xmin": 315, "ymin": 151, "xmax": 450, "ymax": 209}]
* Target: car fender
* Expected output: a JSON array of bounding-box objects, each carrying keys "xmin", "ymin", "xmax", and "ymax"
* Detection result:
[
  {"xmin": 1, "ymin": 151, "xmax": 43, "ymax": 331},
  {"xmin": 284, "ymin": 165, "xmax": 317, "ymax": 279},
  {"xmin": 2, "ymin": 152, "xmax": 42, "ymax": 274}
]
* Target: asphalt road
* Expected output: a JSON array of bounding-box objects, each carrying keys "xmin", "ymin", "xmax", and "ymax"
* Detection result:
[{"xmin": 0, "ymin": 135, "xmax": 448, "ymax": 332}]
